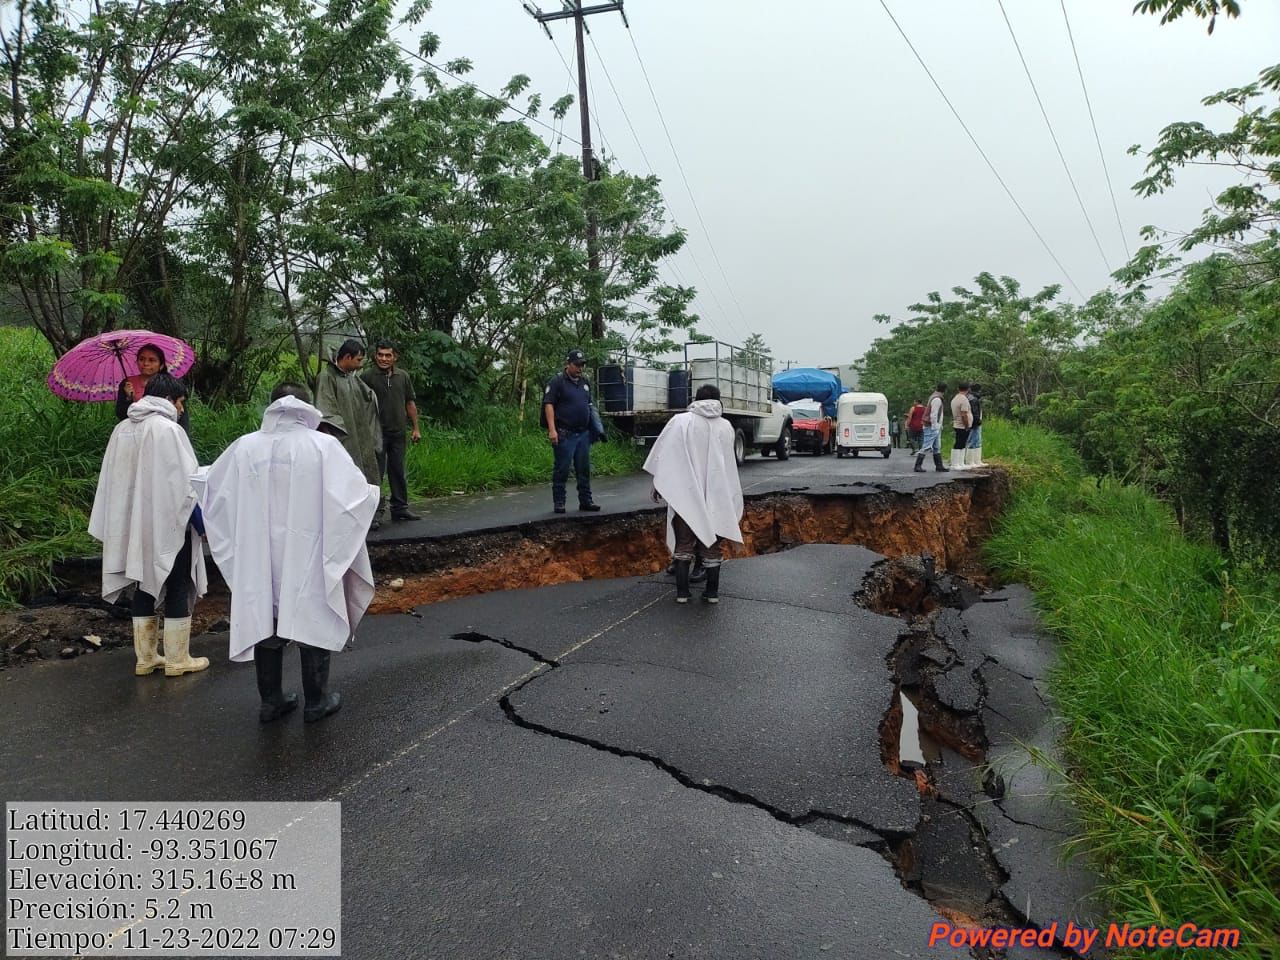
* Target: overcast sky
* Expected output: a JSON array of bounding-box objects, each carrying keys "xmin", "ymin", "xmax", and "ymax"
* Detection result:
[{"xmin": 398, "ymin": 0, "xmax": 1280, "ymax": 366}]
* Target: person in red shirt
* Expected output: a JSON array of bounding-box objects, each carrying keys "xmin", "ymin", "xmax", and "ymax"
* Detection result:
[{"xmin": 906, "ymin": 400, "xmax": 926, "ymax": 452}]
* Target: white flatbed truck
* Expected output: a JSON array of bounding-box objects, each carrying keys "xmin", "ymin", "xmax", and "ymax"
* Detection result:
[{"xmin": 597, "ymin": 340, "xmax": 794, "ymax": 465}]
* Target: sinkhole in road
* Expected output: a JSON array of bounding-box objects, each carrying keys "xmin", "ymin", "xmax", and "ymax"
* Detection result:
[
  {"xmin": 859, "ymin": 555, "xmax": 1081, "ymax": 949},
  {"xmin": 390, "ymin": 470, "xmax": 1075, "ymax": 946},
  {"xmin": 367, "ymin": 472, "xmax": 1008, "ymax": 613}
]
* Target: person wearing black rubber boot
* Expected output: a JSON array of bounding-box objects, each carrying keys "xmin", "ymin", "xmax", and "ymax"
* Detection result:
[
  {"xmin": 194, "ymin": 382, "xmax": 380, "ymax": 725},
  {"xmin": 643, "ymin": 385, "xmax": 744, "ymax": 605},
  {"xmin": 299, "ymin": 645, "xmax": 342, "ymax": 722},
  {"xmin": 254, "ymin": 637, "xmax": 297, "ymax": 722}
]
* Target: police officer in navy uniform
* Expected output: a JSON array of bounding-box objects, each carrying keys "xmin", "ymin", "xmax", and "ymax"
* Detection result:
[{"xmin": 543, "ymin": 349, "xmax": 601, "ymax": 514}]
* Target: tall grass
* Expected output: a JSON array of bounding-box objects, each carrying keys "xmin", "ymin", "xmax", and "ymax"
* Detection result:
[
  {"xmin": 983, "ymin": 419, "xmax": 1280, "ymax": 956},
  {"xmin": 0, "ymin": 327, "xmax": 644, "ymax": 605},
  {"xmin": 405, "ymin": 405, "xmax": 644, "ymax": 497}
]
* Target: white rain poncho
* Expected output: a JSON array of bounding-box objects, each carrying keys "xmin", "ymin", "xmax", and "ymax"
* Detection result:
[
  {"xmin": 192, "ymin": 396, "xmax": 380, "ymax": 662},
  {"xmin": 643, "ymin": 399, "xmax": 744, "ymax": 551},
  {"xmin": 88, "ymin": 396, "xmax": 207, "ymax": 608}
]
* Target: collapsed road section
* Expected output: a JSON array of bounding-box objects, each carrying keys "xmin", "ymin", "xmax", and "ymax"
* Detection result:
[
  {"xmin": 421, "ymin": 534, "xmax": 1104, "ymax": 958},
  {"xmin": 365, "ymin": 472, "xmax": 1009, "ymax": 612},
  {"xmin": 2, "ymin": 467, "xmax": 1110, "ymax": 958}
]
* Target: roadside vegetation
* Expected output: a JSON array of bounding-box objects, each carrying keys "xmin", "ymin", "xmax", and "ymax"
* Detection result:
[
  {"xmin": 0, "ymin": 327, "xmax": 643, "ymax": 606},
  {"xmin": 983, "ymin": 419, "xmax": 1280, "ymax": 956}
]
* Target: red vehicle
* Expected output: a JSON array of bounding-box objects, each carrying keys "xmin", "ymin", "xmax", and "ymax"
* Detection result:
[{"xmin": 786, "ymin": 399, "xmax": 836, "ymax": 455}]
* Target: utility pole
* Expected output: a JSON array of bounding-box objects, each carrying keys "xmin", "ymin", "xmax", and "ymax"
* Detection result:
[{"xmin": 524, "ymin": 1, "xmax": 627, "ymax": 340}]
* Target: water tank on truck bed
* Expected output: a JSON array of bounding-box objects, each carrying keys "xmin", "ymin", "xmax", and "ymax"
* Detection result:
[{"xmin": 597, "ymin": 340, "xmax": 793, "ymax": 465}]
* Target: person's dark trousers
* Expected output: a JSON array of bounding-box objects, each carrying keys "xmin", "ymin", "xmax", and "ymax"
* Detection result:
[
  {"xmin": 377, "ymin": 429, "xmax": 409, "ymax": 516},
  {"xmin": 130, "ymin": 534, "xmax": 192, "ymax": 618},
  {"xmin": 551, "ymin": 428, "xmax": 593, "ymax": 508}
]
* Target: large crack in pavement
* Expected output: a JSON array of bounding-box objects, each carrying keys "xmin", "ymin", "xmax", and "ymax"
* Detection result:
[
  {"xmin": 864, "ymin": 558, "xmax": 1105, "ymax": 958},
  {"xmin": 454, "ymin": 541, "xmax": 1102, "ymax": 960},
  {"xmin": 291, "ymin": 471, "xmax": 1090, "ymax": 959},
  {"xmin": 458, "ymin": 626, "xmax": 910, "ymax": 848}
]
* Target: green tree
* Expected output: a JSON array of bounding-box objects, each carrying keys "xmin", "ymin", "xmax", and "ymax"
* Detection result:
[{"xmin": 857, "ymin": 273, "xmax": 1078, "ymax": 419}]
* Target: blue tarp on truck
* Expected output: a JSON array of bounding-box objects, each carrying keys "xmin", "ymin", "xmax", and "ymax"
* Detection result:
[{"xmin": 772, "ymin": 368, "xmax": 845, "ymax": 417}]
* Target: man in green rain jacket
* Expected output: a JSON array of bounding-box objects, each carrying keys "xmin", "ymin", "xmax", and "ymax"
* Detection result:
[{"xmin": 315, "ymin": 340, "xmax": 382, "ymax": 524}]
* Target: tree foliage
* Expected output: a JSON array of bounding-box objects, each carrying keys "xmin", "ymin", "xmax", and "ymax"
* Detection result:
[
  {"xmin": 0, "ymin": 0, "xmax": 696, "ymax": 407},
  {"xmin": 1133, "ymin": 0, "xmax": 1241, "ymax": 32}
]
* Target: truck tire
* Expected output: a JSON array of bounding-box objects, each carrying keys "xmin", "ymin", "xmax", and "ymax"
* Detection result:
[
  {"xmin": 734, "ymin": 428, "xmax": 746, "ymax": 466},
  {"xmin": 759, "ymin": 446, "xmax": 771, "ymax": 457},
  {"xmin": 775, "ymin": 426, "xmax": 792, "ymax": 461},
  {"xmin": 882, "ymin": 446, "xmax": 892, "ymax": 459}
]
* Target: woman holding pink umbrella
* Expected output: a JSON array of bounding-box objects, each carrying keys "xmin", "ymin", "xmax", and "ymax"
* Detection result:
[{"xmin": 114, "ymin": 342, "xmax": 189, "ymax": 432}]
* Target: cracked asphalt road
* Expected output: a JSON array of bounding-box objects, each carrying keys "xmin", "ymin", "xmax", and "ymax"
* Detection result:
[{"xmin": 0, "ymin": 457, "xmax": 1097, "ymax": 959}]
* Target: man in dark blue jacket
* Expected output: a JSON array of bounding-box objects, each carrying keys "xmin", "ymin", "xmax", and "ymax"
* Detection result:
[{"xmin": 543, "ymin": 349, "xmax": 601, "ymax": 514}]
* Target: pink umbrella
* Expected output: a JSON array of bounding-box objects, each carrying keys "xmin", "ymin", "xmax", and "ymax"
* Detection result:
[{"xmin": 47, "ymin": 330, "xmax": 196, "ymax": 402}]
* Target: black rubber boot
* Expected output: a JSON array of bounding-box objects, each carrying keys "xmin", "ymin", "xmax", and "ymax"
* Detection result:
[
  {"xmin": 674, "ymin": 560, "xmax": 691, "ymax": 604},
  {"xmin": 913, "ymin": 453, "xmax": 926, "ymax": 473},
  {"xmin": 702, "ymin": 565, "xmax": 721, "ymax": 604},
  {"xmin": 254, "ymin": 643, "xmax": 298, "ymax": 723},
  {"xmin": 668, "ymin": 560, "xmax": 706, "ymax": 582},
  {"xmin": 933, "ymin": 452, "xmax": 950, "ymax": 472},
  {"xmin": 299, "ymin": 645, "xmax": 342, "ymax": 723}
]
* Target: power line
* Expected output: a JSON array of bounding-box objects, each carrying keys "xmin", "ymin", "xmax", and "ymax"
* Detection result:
[
  {"xmin": 584, "ymin": 31, "xmax": 734, "ymax": 344},
  {"xmin": 996, "ymin": 0, "xmax": 1111, "ymax": 273},
  {"xmin": 624, "ymin": 23, "xmax": 754, "ymax": 342},
  {"xmin": 1059, "ymin": 0, "xmax": 1131, "ymax": 263},
  {"xmin": 399, "ymin": 42, "xmax": 582, "ymax": 148},
  {"xmin": 549, "ymin": 29, "xmax": 612, "ymax": 159},
  {"xmin": 876, "ymin": 0, "xmax": 1086, "ymax": 299}
]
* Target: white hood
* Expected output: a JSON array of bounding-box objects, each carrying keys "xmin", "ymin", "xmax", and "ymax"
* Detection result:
[
  {"xmin": 126, "ymin": 395, "xmax": 180, "ymax": 423},
  {"xmin": 261, "ymin": 395, "xmax": 323, "ymax": 432}
]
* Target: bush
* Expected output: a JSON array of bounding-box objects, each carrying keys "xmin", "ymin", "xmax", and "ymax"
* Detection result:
[{"xmin": 986, "ymin": 419, "xmax": 1280, "ymax": 956}]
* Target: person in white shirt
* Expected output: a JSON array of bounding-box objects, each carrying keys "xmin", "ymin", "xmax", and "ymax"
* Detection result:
[
  {"xmin": 89, "ymin": 372, "xmax": 208, "ymax": 677},
  {"xmin": 194, "ymin": 382, "xmax": 380, "ymax": 723},
  {"xmin": 643, "ymin": 385, "xmax": 744, "ymax": 604},
  {"xmin": 949, "ymin": 382, "xmax": 973, "ymax": 470},
  {"xmin": 913, "ymin": 382, "xmax": 951, "ymax": 473}
]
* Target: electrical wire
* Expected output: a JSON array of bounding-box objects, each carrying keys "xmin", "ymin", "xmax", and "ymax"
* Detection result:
[
  {"xmin": 877, "ymin": 0, "xmax": 1086, "ymax": 299},
  {"xmin": 399, "ymin": 42, "xmax": 582, "ymax": 147},
  {"xmin": 625, "ymin": 23, "xmax": 754, "ymax": 341},
  {"xmin": 547, "ymin": 30, "xmax": 612, "ymax": 160},
  {"xmin": 996, "ymin": 0, "xmax": 1111, "ymax": 272},
  {"xmin": 1059, "ymin": 0, "xmax": 1131, "ymax": 262},
  {"xmin": 520, "ymin": 4, "xmax": 738, "ymax": 343},
  {"xmin": 584, "ymin": 31, "xmax": 734, "ymax": 343}
]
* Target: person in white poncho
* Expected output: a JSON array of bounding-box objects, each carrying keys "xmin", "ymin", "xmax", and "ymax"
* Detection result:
[
  {"xmin": 193, "ymin": 383, "xmax": 380, "ymax": 723},
  {"xmin": 643, "ymin": 385, "xmax": 744, "ymax": 604},
  {"xmin": 89, "ymin": 373, "xmax": 209, "ymax": 677}
]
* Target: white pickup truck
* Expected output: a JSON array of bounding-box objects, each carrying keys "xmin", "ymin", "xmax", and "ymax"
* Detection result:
[{"xmin": 598, "ymin": 341, "xmax": 793, "ymax": 465}]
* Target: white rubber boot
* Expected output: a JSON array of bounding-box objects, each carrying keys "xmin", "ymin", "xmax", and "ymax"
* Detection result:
[
  {"xmin": 163, "ymin": 618, "xmax": 209, "ymax": 676},
  {"xmin": 963, "ymin": 447, "xmax": 976, "ymax": 467},
  {"xmin": 972, "ymin": 446, "xmax": 985, "ymax": 467},
  {"xmin": 132, "ymin": 616, "xmax": 164, "ymax": 676},
  {"xmin": 950, "ymin": 448, "xmax": 967, "ymax": 470}
]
